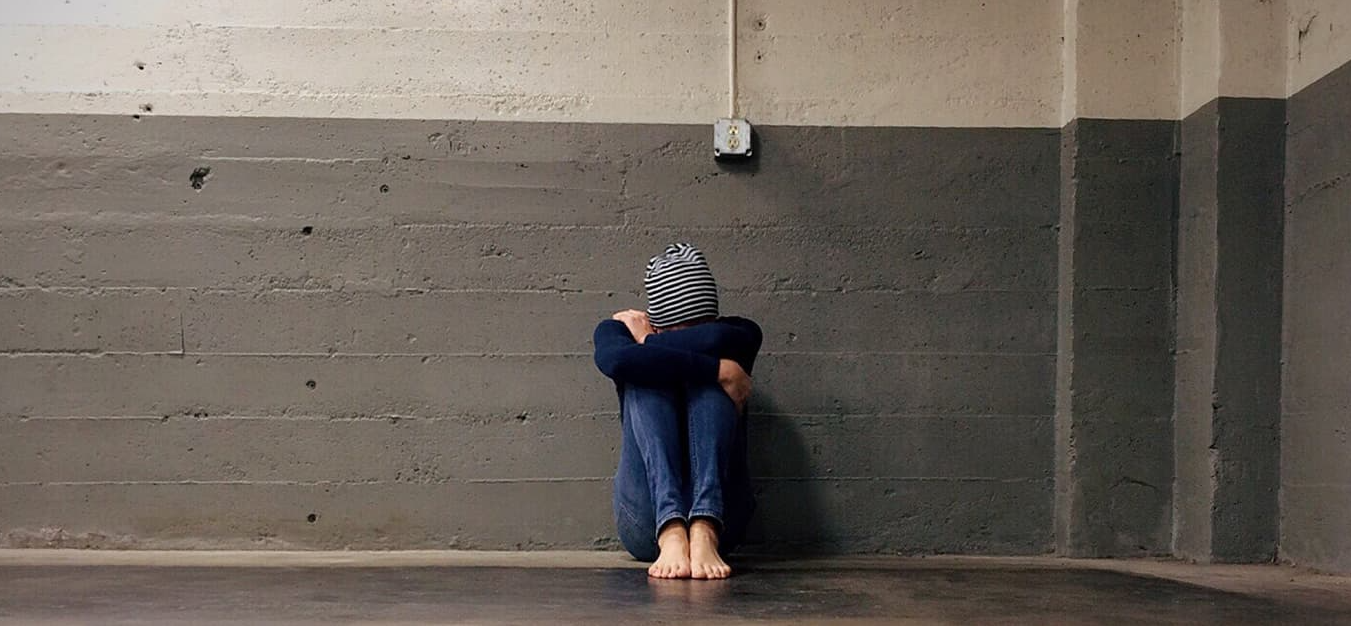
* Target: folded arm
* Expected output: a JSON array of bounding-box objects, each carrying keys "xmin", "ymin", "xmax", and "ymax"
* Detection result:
[
  {"xmin": 593, "ymin": 320, "xmax": 721, "ymax": 387},
  {"xmin": 643, "ymin": 318, "xmax": 762, "ymax": 368},
  {"xmin": 593, "ymin": 315, "xmax": 763, "ymax": 412}
]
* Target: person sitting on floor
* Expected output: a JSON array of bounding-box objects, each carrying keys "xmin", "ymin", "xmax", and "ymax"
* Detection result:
[{"xmin": 593, "ymin": 243, "xmax": 763, "ymax": 579}]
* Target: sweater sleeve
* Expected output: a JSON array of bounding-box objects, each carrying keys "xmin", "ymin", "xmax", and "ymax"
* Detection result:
[
  {"xmin": 718, "ymin": 317, "xmax": 764, "ymax": 374},
  {"xmin": 643, "ymin": 317, "xmax": 762, "ymax": 367},
  {"xmin": 592, "ymin": 320, "xmax": 721, "ymax": 387}
]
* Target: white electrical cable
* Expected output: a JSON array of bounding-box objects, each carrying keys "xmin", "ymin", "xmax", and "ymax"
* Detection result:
[{"xmin": 727, "ymin": 0, "xmax": 737, "ymax": 118}]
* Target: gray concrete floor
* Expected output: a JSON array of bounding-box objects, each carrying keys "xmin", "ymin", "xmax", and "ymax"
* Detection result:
[{"xmin": 2, "ymin": 551, "xmax": 1350, "ymax": 625}]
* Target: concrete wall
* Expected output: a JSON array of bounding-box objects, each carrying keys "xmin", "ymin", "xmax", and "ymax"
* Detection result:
[
  {"xmin": 1173, "ymin": 97, "xmax": 1285, "ymax": 564},
  {"xmin": 0, "ymin": 1, "xmax": 1062, "ymax": 553},
  {"xmin": 1055, "ymin": 0, "xmax": 1180, "ymax": 557},
  {"xmin": 1281, "ymin": 0, "xmax": 1351, "ymax": 574},
  {"xmin": 1, "ymin": 0, "xmax": 1346, "ymax": 566},
  {"xmin": 1165, "ymin": 0, "xmax": 1351, "ymax": 573},
  {"xmin": 1056, "ymin": 116, "xmax": 1177, "ymax": 557},
  {"xmin": 1172, "ymin": 0, "xmax": 1286, "ymax": 565}
]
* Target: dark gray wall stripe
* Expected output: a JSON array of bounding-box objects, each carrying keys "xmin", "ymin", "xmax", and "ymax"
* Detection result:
[
  {"xmin": 1211, "ymin": 96, "xmax": 1284, "ymax": 562},
  {"xmin": 1174, "ymin": 97, "xmax": 1285, "ymax": 564},
  {"xmin": 0, "ymin": 116, "xmax": 1058, "ymax": 553},
  {"xmin": 1056, "ymin": 117, "xmax": 1179, "ymax": 557},
  {"xmin": 0, "ymin": 80, "xmax": 1336, "ymax": 563},
  {"xmin": 1174, "ymin": 99, "xmax": 1222, "ymax": 560}
]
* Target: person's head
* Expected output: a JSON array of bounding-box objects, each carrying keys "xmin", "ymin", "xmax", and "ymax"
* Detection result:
[{"xmin": 645, "ymin": 243, "xmax": 719, "ymax": 332}]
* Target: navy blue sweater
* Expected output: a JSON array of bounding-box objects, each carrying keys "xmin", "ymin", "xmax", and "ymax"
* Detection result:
[{"xmin": 592, "ymin": 317, "xmax": 763, "ymax": 389}]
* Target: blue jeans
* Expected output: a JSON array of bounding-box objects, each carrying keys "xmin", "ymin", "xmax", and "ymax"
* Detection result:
[{"xmin": 612, "ymin": 383, "xmax": 755, "ymax": 561}]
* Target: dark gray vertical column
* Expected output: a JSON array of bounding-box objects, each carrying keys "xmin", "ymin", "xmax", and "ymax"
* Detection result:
[
  {"xmin": 1173, "ymin": 100, "xmax": 1221, "ymax": 560},
  {"xmin": 1056, "ymin": 119, "xmax": 1178, "ymax": 556},
  {"xmin": 1211, "ymin": 98, "xmax": 1284, "ymax": 561},
  {"xmin": 1173, "ymin": 98, "xmax": 1284, "ymax": 563}
]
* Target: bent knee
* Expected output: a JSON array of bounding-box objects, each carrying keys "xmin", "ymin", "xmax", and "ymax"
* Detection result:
[
  {"xmin": 685, "ymin": 382, "xmax": 737, "ymax": 412},
  {"xmin": 623, "ymin": 383, "xmax": 681, "ymax": 406}
]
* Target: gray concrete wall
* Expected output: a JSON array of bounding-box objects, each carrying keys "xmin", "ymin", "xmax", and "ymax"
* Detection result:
[
  {"xmin": 4, "ymin": 1, "xmax": 1346, "ymax": 564},
  {"xmin": 1281, "ymin": 56, "xmax": 1351, "ymax": 574},
  {"xmin": 0, "ymin": 116, "xmax": 1059, "ymax": 552},
  {"xmin": 1173, "ymin": 98, "xmax": 1284, "ymax": 564},
  {"xmin": 1055, "ymin": 118, "xmax": 1178, "ymax": 557},
  {"xmin": 1174, "ymin": 100, "xmax": 1222, "ymax": 560},
  {"xmin": 1210, "ymin": 98, "xmax": 1284, "ymax": 562}
]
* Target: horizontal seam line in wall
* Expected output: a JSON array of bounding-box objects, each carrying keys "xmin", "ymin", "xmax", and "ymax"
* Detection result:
[
  {"xmin": 762, "ymin": 413, "xmax": 1052, "ymax": 419},
  {"xmin": 469, "ymin": 477, "xmax": 1050, "ymax": 484},
  {"xmin": 396, "ymin": 224, "xmax": 1050, "ymax": 233},
  {"xmin": 4, "ymin": 413, "xmax": 620, "ymax": 421},
  {"xmin": 0, "ymin": 481, "xmax": 1048, "ymax": 489},
  {"xmin": 1074, "ymin": 220, "xmax": 1173, "ymax": 226},
  {"xmin": 0, "ymin": 480, "xmax": 607, "ymax": 487},
  {"xmin": 0, "ymin": 24, "xmax": 711, "ymax": 34},
  {"xmin": 0, "ymin": 287, "xmax": 1061, "ymax": 295},
  {"xmin": 0, "ymin": 154, "xmax": 619, "ymax": 167},
  {"xmin": 0, "ymin": 350, "xmax": 1059, "ymax": 358},
  {"xmin": 5, "ymin": 413, "xmax": 1050, "ymax": 421},
  {"xmin": 1073, "ymin": 286, "xmax": 1171, "ymax": 292},
  {"xmin": 0, "ymin": 219, "xmax": 1055, "ymax": 234},
  {"xmin": 1074, "ymin": 153, "xmax": 1173, "ymax": 160},
  {"xmin": 0, "ymin": 91, "xmax": 1053, "ymax": 119},
  {"xmin": 1071, "ymin": 417, "xmax": 1173, "ymax": 424},
  {"xmin": 0, "ymin": 112, "xmax": 1061, "ymax": 131},
  {"xmin": 0, "ymin": 88, "xmax": 665, "ymax": 101},
  {"xmin": 169, "ymin": 155, "xmax": 612, "ymax": 167}
]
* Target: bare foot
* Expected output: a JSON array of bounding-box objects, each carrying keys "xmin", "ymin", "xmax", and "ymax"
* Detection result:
[
  {"xmin": 689, "ymin": 518, "xmax": 732, "ymax": 579},
  {"xmin": 648, "ymin": 521, "xmax": 691, "ymax": 579}
]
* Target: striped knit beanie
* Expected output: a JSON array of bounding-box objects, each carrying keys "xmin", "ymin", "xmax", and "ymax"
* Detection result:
[{"xmin": 645, "ymin": 243, "xmax": 720, "ymax": 328}]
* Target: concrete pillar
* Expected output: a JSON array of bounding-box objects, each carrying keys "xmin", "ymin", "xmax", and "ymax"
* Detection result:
[
  {"xmin": 1055, "ymin": 0, "xmax": 1180, "ymax": 556},
  {"xmin": 1173, "ymin": 0, "xmax": 1286, "ymax": 564}
]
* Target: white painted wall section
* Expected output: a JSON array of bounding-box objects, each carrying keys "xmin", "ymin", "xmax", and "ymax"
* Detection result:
[
  {"xmin": 1179, "ymin": 0, "xmax": 1288, "ymax": 118},
  {"xmin": 0, "ymin": 0, "xmax": 1063, "ymax": 127},
  {"xmin": 1061, "ymin": 0, "xmax": 1180, "ymax": 124},
  {"xmin": 736, "ymin": 0, "xmax": 1063, "ymax": 128},
  {"xmin": 1219, "ymin": 0, "xmax": 1287, "ymax": 103},
  {"xmin": 1180, "ymin": 0, "xmax": 1222, "ymax": 116},
  {"xmin": 1287, "ymin": 0, "xmax": 1351, "ymax": 96},
  {"xmin": 3, "ymin": 1, "xmax": 1345, "ymax": 125}
]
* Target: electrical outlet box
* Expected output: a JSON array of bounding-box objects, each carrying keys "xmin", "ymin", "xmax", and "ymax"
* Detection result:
[{"xmin": 713, "ymin": 118, "xmax": 753, "ymax": 159}]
